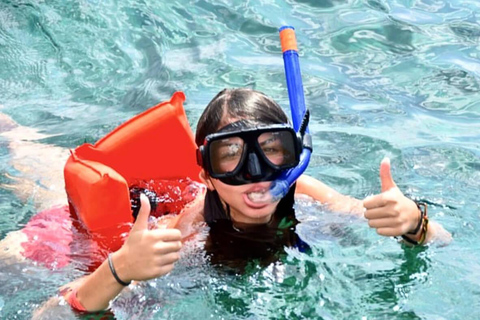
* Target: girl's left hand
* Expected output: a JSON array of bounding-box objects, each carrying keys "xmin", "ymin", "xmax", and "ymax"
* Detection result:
[{"xmin": 362, "ymin": 158, "xmax": 420, "ymax": 237}]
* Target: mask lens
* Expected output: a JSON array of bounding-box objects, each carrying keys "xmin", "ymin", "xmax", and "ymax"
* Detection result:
[
  {"xmin": 258, "ymin": 131, "xmax": 296, "ymax": 167},
  {"xmin": 209, "ymin": 137, "xmax": 245, "ymax": 174}
]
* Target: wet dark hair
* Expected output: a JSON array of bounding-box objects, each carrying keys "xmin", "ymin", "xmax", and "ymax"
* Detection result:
[{"xmin": 195, "ymin": 88, "xmax": 289, "ymax": 146}]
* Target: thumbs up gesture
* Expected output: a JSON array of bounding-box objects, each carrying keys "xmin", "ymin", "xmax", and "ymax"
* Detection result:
[
  {"xmin": 110, "ymin": 194, "xmax": 182, "ymax": 283},
  {"xmin": 363, "ymin": 158, "xmax": 420, "ymax": 237}
]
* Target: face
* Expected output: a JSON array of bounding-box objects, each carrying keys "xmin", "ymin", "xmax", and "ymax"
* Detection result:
[{"xmin": 200, "ymin": 169, "xmax": 281, "ymax": 225}]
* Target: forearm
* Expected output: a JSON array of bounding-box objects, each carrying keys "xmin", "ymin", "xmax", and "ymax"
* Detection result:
[
  {"xmin": 66, "ymin": 251, "xmax": 127, "ymax": 311},
  {"xmin": 326, "ymin": 195, "xmax": 364, "ymax": 216},
  {"xmin": 426, "ymin": 220, "xmax": 452, "ymax": 245},
  {"xmin": 402, "ymin": 219, "xmax": 452, "ymax": 246},
  {"xmin": 296, "ymin": 175, "xmax": 364, "ymax": 215}
]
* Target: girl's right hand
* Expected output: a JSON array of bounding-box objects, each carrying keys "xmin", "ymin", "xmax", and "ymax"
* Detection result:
[{"xmin": 111, "ymin": 194, "xmax": 182, "ymax": 283}]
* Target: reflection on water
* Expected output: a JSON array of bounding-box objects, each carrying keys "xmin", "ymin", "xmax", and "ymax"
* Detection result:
[{"xmin": 0, "ymin": 0, "xmax": 479, "ymax": 319}]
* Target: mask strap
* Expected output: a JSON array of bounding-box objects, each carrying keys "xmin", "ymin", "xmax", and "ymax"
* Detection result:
[
  {"xmin": 299, "ymin": 109, "xmax": 310, "ymax": 137},
  {"xmin": 299, "ymin": 110, "xmax": 312, "ymax": 151}
]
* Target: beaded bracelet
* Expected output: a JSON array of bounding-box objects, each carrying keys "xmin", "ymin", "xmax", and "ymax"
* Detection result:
[
  {"xmin": 401, "ymin": 202, "xmax": 429, "ymax": 246},
  {"xmin": 107, "ymin": 253, "xmax": 131, "ymax": 286},
  {"xmin": 407, "ymin": 202, "xmax": 426, "ymax": 234}
]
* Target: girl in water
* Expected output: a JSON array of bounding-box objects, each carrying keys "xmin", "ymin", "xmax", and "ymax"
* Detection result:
[{"xmin": 51, "ymin": 88, "xmax": 450, "ymax": 313}]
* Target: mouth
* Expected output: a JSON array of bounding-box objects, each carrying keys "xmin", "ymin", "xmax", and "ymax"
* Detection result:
[
  {"xmin": 246, "ymin": 188, "xmax": 269, "ymax": 203},
  {"xmin": 244, "ymin": 182, "xmax": 273, "ymax": 205}
]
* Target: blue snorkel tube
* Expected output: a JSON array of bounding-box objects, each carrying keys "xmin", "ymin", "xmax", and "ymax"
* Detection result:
[{"xmin": 268, "ymin": 26, "xmax": 312, "ymax": 201}]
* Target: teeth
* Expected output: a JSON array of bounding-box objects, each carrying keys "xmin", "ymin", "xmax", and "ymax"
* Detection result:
[{"xmin": 247, "ymin": 190, "xmax": 269, "ymax": 203}]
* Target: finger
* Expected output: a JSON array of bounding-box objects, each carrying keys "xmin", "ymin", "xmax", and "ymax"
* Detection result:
[
  {"xmin": 380, "ymin": 157, "xmax": 397, "ymax": 192},
  {"xmin": 150, "ymin": 228, "xmax": 182, "ymax": 242},
  {"xmin": 363, "ymin": 194, "xmax": 386, "ymax": 209},
  {"xmin": 375, "ymin": 227, "xmax": 400, "ymax": 237},
  {"xmin": 154, "ymin": 264, "xmax": 175, "ymax": 277},
  {"xmin": 364, "ymin": 206, "xmax": 400, "ymax": 220},
  {"xmin": 153, "ymin": 241, "xmax": 182, "ymax": 254},
  {"xmin": 364, "ymin": 207, "xmax": 392, "ymax": 220},
  {"xmin": 131, "ymin": 193, "xmax": 151, "ymax": 232},
  {"xmin": 154, "ymin": 252, "xmax": 181, "ymax": 266},
  {"xmin": 366, "ymin": 217, "xmax": 395, "ymax": 229}
]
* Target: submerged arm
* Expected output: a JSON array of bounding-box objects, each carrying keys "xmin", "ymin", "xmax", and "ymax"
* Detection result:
[{"xmin": 296, "ymin": 174, "xmax": 364, "ymax": 215}]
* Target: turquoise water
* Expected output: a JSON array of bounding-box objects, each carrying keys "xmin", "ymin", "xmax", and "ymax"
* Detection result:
[{"xmin": 1, "ymin": 0, "xmax": 479, "ymax": 319}]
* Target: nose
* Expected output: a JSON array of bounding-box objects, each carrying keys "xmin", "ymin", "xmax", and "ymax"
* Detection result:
[{"xmin": 246, "ymin": 152, "xmax": 263, "ymax": 179}]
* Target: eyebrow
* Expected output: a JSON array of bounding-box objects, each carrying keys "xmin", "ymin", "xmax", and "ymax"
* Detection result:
[
  {"xmin": 217, "ymin": 139, "xmax": 243, "ymax": 147},
  {"xmin": 259, "ymin": 133, "xmax": 280, "ymax": 146}
]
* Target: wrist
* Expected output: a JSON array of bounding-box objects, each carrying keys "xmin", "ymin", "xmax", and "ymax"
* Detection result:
[
  {"xmin": 407, "ymin": 201, "xmax": 425, "ymax": 235},
  {"xmin": 402, "ymin": 201, "xmax": 429, "ymax": 246},
  {"xmin": 109, "ymin": 251, "xmax": 132, "ymax": 286},
  {"xmin": 402, "ymin": 222, "xmax": 423, "ymax": 242}
]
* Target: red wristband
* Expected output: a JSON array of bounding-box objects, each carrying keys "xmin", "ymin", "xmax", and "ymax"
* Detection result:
[{"xmin": 65, "ymin": 287, "xmax": 87, "ymax": 312}]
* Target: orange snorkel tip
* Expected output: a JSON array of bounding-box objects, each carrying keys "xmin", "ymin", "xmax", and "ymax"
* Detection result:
[{"xmin": 279, "ymin": 26, "xmax": 298, "ymax": 53}]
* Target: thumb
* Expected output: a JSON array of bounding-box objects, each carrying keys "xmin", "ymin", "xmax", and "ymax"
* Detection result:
[
  {"xmin": 380, "ymin": 157, "xmax": 397, "ymax": 192},
  {"xmin": 130, "ymin": 193, "xmax": 151, "ymax": 232}
]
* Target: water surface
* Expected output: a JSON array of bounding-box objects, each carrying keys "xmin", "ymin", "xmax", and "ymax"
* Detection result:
[{"xmin": 0, "ymin": 0, "xmax": 479, "ymax": 319}]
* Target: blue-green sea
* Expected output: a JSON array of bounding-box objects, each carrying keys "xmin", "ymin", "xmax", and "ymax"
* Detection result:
[{"xmin": 1, "ymin": 0, "xmax": 479, "ymax": 319}]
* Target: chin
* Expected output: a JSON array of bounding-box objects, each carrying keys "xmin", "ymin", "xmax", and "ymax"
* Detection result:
[{"xmin": 234, "ymin": 204, "xmax": 276, "ymax": 224}]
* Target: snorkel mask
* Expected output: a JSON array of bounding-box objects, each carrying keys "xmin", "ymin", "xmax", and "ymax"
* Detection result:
[{"xmin": 197, "ymin": 120, "xmax": 305, "ymax": 186}]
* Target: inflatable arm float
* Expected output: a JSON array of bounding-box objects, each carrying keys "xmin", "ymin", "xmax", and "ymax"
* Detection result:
[{"xmin": 64, "ymin": 92, "xmax": 201, "ymax": 251}]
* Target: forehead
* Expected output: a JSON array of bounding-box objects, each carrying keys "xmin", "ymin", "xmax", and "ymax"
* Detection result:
[
  {"xmin": 216, "ymin": 117, "xmax": 244, "ymax": 132},
  {"xmin": 218, "ymin": 118, "xmax": 274, "ymax": 134}
]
